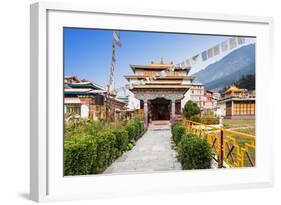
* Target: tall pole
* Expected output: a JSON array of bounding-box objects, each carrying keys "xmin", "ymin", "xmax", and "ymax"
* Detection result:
[{"xmin": 106, "ymin": 31, "xmax": 121, "ymax": 121}]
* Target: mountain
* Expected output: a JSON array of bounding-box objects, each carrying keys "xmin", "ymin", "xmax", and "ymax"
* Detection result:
[{"xmin": 193, "ymin": 44, "xmax": 255, "ymax": 91}]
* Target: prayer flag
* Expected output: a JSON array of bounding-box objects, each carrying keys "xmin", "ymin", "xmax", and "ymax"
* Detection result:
[
  {"xmin": 238, "ymin": 37, "xmax": 246, "ymax": 45},
  {"xmin": 192, "ymin": 54, "xmax": 199, "ymax": 62},
  {"xmin": 112, "ymin": 54, "xmax": 116, "ymax": 63},
  {"xmin": 229, "ymin": 37, "xmax": 237, "ymax": 49},
  {"xmin": 201, "ymin": 51, "xmax": 208, "ymax": 61},
  {"xmin": 213, "ymin": 44, "xmax": 220, "ymax": 56},
  {"xmin": 221, "ymin": 40, "xmax": 228, "ymax": 52},
  {"xmin": 113, "ymin": 31, "xmax": 122, "ymax": 48},
  {"xmin": 207, "ymin": 48, "xmax": 214, "ymax": 58}
]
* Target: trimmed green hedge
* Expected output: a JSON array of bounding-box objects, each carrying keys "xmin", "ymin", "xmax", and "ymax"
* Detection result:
[
  {"xmin": 64, "ymin": 135, "xmax": 98, "ymax": 176},
  {"xmin": 95, "ymin": 131, "xmax": 116, "ymax": 173},
  {"xmin": 171, "ymin": 122, "xmax": 186, "ymax": 145},
  {"xmin": 178, "ymin": 134, "xmax": 212, "ymax": 170},
  {"xmin": 113, "ymin": 128, "xmax": 129, "ymax": 153},
  {"xmin": 171, "ymin": 123, "xmax": 212, "ymax": 170},
  {"xmin": 190, "ymin": 114, "xmax": 219, "ymax": 125},
  {"xmin": 64, "ymin": 119, "xmax": 145, "ymax": 176},
  {"xmin": 125, "ymin": 120, "xmax": 145, "ymax": 142}
]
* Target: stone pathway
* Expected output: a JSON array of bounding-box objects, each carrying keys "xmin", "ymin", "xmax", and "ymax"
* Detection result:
[{"xmin": 104, "ymin": 122, "xmax": 182, "ymax": 174}]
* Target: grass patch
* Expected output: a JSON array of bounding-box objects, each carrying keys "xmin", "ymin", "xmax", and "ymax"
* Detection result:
[{"xmin": 222, "ymin": 119, "xmax": 255, "ymax": 128}]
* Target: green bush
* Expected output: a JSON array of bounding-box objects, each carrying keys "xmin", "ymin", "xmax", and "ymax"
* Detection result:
[
  {"xmin": 125, "ymin": 120, "xmax": 145, "ymax": 142},
  {"xmin": 171, "ymin": 123, "xmax": 186, "ymax": 145},
  {"xmin": 125, "ymin": 122, "xmax": 137, "ymax": 142},
  {"xmin": 182, "ymin": 100, "xmax": 200, "ymax": 119},
  {"xmin": 190, "ymin": 114, "xmax": 219, "ymax": 125},
  {"xmin": 190, "ymin": 115, "xmax": 200, "ymax": 122},
  {"xmin": 64, "ymin": 119, "xmax": 145, "ymax": 175},
  {"xmin": 178, "ymin": 133, "xmax": 212, "ymax": 170},
  {"xmin": 113, "ymin": 128, "xmax": 129, "ymax": 153},
  {"xmin": 135, "ymin": 120, "xmax": 144, "ymax": 139},
  {"xmin": 95, "ymin": 131, "xmax": 116, "ymax": 173},
  {"xmin": 64, "ymin": 135, "xmax": 97, "ymax": 176}
]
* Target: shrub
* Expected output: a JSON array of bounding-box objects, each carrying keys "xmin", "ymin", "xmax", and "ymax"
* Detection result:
[
  {"xmin": 113, "ymin": 128, "xmax": 129, "ymax": 153},
  {"xmin": 64, "ymin": 135, "xmax": 97, "ymax": 176},
  {"xmin": 182, "ymin": 100, "xmax": 200, "ymax": 119},
  {"xmin": 135, "ymin": 120, "xmax": 144, "ymax": 139},
  {"xmin": 95, "ymin": 131, "xmax": 116, "ymax": 173},
  {"xmin": 190, "ymin": 114, "xmax": 219, "ymax": 125},
  {"xmin": 190, "ymin": 115, "xmax": 200, "ymax": 122},
  {"xmin": 125, "ymin": 120, "xmax": 145, "ymax": 142},
  {"xmin": 178, "ymin": 133, "xmax": 212, "ymax": 170},
  {"xmin": 64, "ymin": 119, "xmax": 145, "ymax": 175},
  {"xmin": 171, "ymin": 123, "xmax": 186, "ymax": 145},
  {"xmin": 125, "ymin": 122, "xmax": 137, "ymax": 142}
]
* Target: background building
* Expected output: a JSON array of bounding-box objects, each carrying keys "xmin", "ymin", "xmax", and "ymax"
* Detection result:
[
  {"xmin": 217, "ymin": 85, "xmax": 255, "ymax": 119},
  {"xmin": 182, "ymin": 82, "xmax": 204, "ymax": 110},
  {"xmin": 64, "ymin": 76, "xmax": 127, "ymax": 121},
  {"xmin": 202, "ymin": 90, "xmax": 220, "ymax": 113}
]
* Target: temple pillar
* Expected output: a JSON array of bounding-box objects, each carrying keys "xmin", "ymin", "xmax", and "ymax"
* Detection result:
[
  {"xmin": 144, "ymin": 99, "xmax": 148, "ymax": 128},
  {"xmin": 171, "ymin": 99, "xmax": 175, "ymax": 122}
]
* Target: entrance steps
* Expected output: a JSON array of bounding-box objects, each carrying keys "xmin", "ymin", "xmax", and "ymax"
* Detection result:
[
  {"xmin": 149, "ymin": 120, "xmax": 171, "ymax": 131},
  {"xmin": 151, "ymin": 120, "xmax": 171, "ymax": 125}
]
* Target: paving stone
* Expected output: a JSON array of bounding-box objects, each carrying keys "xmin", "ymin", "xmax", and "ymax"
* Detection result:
[{"xmin": 103, "ymin": 123, "xmax": 182, "ymax": 174}]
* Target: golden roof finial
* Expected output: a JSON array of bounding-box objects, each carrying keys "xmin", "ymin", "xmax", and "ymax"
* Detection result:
[{"xmin": 160, "ymin": 58, "xmax": 164, "ymax": 64}]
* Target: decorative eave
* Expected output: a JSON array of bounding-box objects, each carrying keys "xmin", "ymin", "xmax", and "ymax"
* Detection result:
[
  {"xmin": 107, "ymin": 96, "xmax": 127, "ymax": 105},
  {"xmin": 131, "ymin": 84, "xmax": 192, "ymax": 89},
  {"xmin": 64, "ymin": 88, "xmax": 106, "ymax": 95},
  {"xmin": 68, "ymin": 82, "xmax": 105, "ymax": 90},
  {"xmin": 145, "ymin": 80, "xmax": 183, "ymax": 85},
  {"xmin": 124, "ymin": 75, "xmax": 194, "ymax": 80},
  {"xmin": 218, "ymin": 97, "xmax": 256, "ymax": 104},
  {"xmin": 129, "ymin": 64, "xmax": 191, "ymax": 72}
]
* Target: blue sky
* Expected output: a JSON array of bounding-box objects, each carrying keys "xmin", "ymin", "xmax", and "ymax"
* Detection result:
[{"xmin": 64, "ymin": 28, "xmax": 255, "ymax": 90}]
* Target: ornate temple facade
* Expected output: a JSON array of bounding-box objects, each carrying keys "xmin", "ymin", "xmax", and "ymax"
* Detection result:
[
  {"xmin": 125, "ymin": 60, "xmax": 193, "ymax": 127},
  {"xmin": 218, "ymin": 85, "xmax": 255, "ymax": 119}
]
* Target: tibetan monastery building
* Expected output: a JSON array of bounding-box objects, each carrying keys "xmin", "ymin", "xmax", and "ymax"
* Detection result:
[
  {"xmin": 64, "ymin": 76, "xmax": 126, "ymax": 121},
  {"xmin": 218, "ymin": 85, "xmax": 255, "ymax": 119},
  {"xmin": 125, "ymin": 60, "xmax": 194, "ymax": 127}
]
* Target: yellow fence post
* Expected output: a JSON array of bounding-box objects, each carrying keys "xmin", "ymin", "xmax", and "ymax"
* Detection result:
[{"xmin": 219, "ymin": 128, "xmax": 224, "ymax": 168}]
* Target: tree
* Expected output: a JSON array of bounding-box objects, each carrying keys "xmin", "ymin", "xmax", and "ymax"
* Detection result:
[
  {"xmin": 182, "ymin": 100, "xmax": 200, "ymax": 119},
  {"xmin": 234, "ymin": 74, "xmax": 255, "ymax": 90}
]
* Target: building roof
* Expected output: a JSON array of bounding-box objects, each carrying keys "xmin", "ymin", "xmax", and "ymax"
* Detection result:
[
  {"xmin": 131, "ymin": 84, "xmax": 191, "ymax": 89},
  {"xmin": 130, "ymin": 64, "xmax": 191, "ymax": 71},
  {"xmin": 64, "ymin": 88, "xmax": 105, "ymax": 95},
  {"xmin": 129, "ymin": 60, "xmax": 191, "ymax": 72},
  {"xmin": 145, "ymin": 80, "xmax": 183, "ymax": 85},
  {"xmin": 218, "ymin": 97, "xmax": 256, "ymax": 104},
  {"xmin": 65, "ymin": 76, "xmax": 80, "ymax": 82},
  {"xmin": 224, "ymin": 85, "xmax": 246, "ymax": 94},
  {"xmin": 205, "ymin": 90, "xmax": 213, "ymax": 94},
  {"xmin": 124, "ymin": 75, "xmax": 193, "ymax": 80},
  {"xmin": 68, "ymin": 81, "xmax": 105, "ymax": 90}
]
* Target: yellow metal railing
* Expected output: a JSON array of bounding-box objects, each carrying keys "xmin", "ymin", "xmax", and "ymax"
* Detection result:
[{"xmin": 184, "ymin": 120, "xmax": 256, "ymax": 168}]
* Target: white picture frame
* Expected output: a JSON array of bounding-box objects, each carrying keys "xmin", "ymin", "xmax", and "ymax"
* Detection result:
[{"xmin": 30, "ymin": 2, "xmax": 274, "ymax": 202}]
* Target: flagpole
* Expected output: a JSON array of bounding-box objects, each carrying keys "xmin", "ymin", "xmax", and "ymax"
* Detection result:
[{"xmin": 106, "ymin": 38, "xmax": 115, "ymax": 122}]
